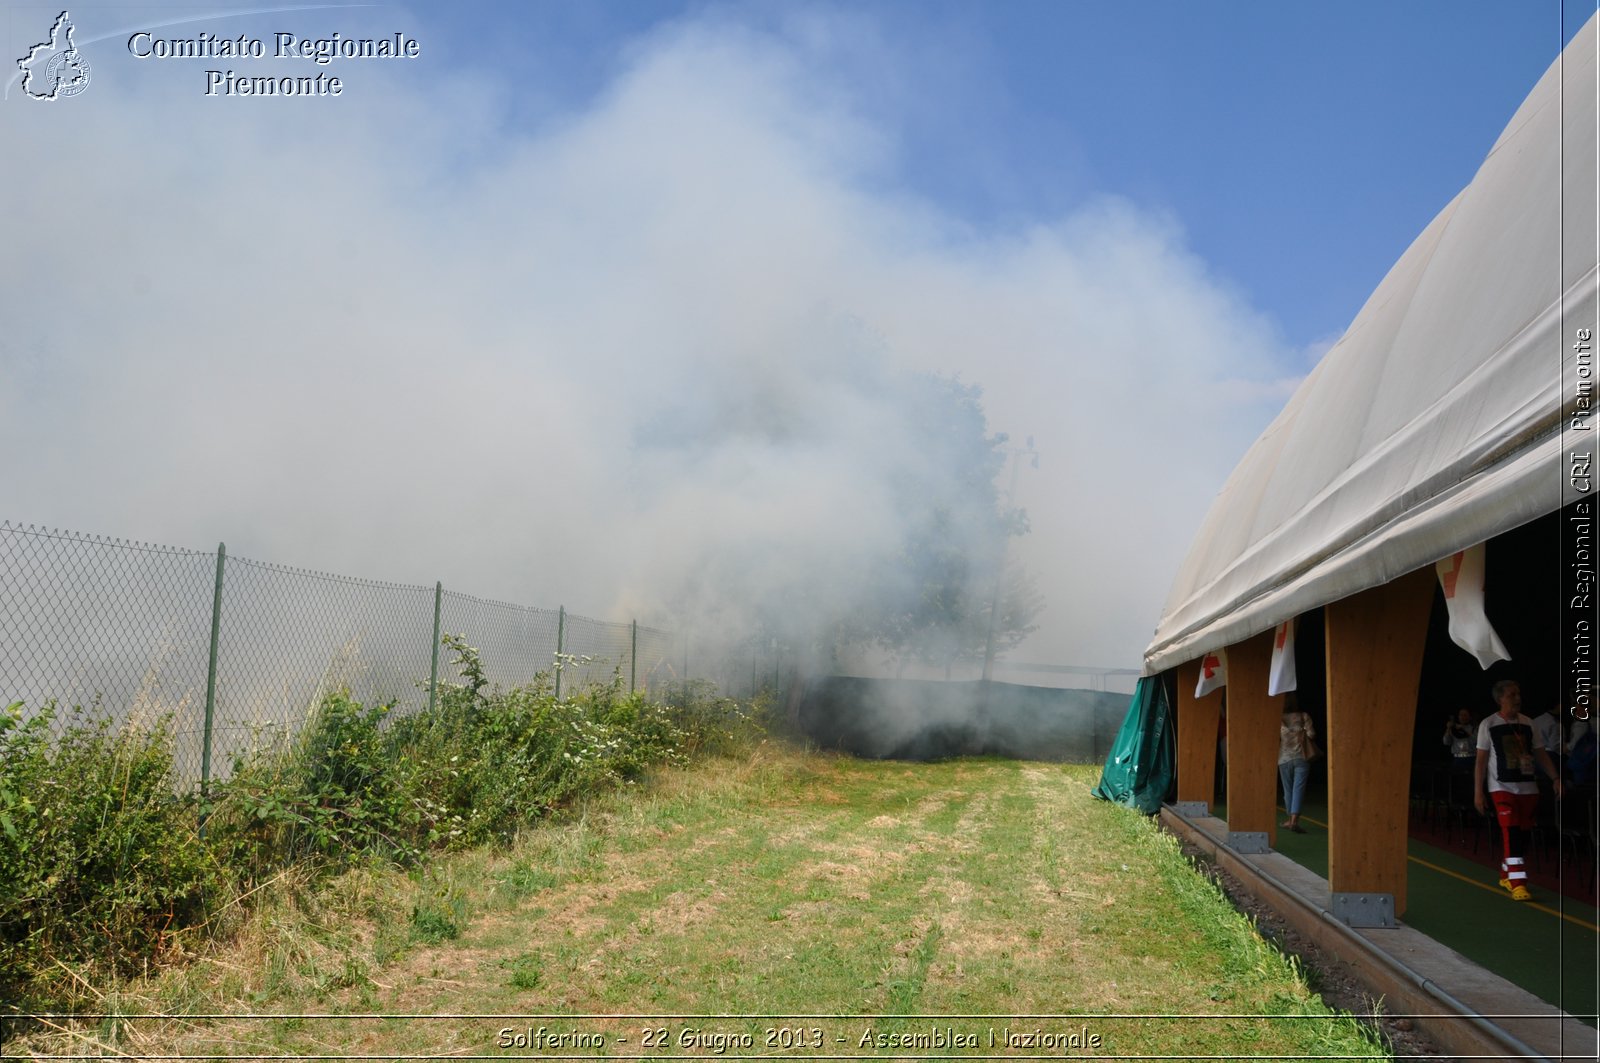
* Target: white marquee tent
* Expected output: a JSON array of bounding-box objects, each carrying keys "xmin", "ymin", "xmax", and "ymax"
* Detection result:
[{"xmin": 1146, "ymin": 15, "xmax": 1598, "ymax": 676}]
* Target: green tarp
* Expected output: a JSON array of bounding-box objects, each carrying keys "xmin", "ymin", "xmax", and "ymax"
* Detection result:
[{"xmin": 1090, "ymin": 674, "xmax": 1174, "ymax": 814}]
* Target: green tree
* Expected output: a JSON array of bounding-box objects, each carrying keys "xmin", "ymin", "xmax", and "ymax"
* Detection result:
[{"xmin": 851, "ymin": 374, "xmax": 1042, "ymax": 674}]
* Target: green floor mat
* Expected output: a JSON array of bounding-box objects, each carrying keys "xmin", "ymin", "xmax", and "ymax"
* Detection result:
[{"xmin": 1208, "ymin": 796, "xmax": 1598, "ymax": 1021}]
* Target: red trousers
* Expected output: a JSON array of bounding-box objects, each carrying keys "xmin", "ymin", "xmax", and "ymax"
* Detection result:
[{"xmin": 1490, "ymin": 790, "xmax": 1538, "ymax": 883}]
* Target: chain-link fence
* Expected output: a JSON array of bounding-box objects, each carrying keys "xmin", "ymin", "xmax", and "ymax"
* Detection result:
[{"xmin": 0, "ymin": 522, "xmax": 679, "ymax": 785}]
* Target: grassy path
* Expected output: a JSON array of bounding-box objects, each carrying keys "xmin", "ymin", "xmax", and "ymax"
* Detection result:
[{"xmin": 35, "ymin": 748, "xmax": 1387, "ymax": 1059}]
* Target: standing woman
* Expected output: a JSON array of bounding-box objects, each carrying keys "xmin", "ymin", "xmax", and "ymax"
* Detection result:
[{"xmin": 1279, "ymin": 703, "xmax": 1316, "ymax": 833}]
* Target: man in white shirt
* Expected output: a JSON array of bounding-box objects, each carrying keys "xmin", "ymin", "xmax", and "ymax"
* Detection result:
[
  {"xmin": 1475, "ymin": 680, "xmax": 1563, "ymax": 901},
  {"xmin": 1531, "ymin": 704, "xmax": 1563, "ymax": 778},
  {"xmin": 1569, "ymin": 716, "xmax": 1591, "ymax": 752}
]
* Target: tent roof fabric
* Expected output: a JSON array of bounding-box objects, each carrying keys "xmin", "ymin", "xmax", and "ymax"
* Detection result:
[{"xmin": 1145, "ymin": 16, "xmax": 1598, "ymax": 677}]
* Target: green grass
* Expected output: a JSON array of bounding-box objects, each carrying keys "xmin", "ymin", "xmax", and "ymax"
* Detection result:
[{"xmin": 12, "ymin": 747, "xmax": 1389, "ymax": 1060}]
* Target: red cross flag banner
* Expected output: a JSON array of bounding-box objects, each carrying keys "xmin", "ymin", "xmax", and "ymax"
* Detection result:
[
  {"xmin": 1435, "ymin": 544, "xmax": 1510, "ymax": 669},
  {"xmin": 1194, "ymin": 648, "xmax": 1227, "ymax": 697},
  {"xmin": 1268, "ymin": 618, "xmax": 1297, "ymax": 696}
]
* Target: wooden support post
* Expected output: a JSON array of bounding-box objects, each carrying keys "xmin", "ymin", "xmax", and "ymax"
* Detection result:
[
  {"xmin": 1175, "ymin": 657, "xmax": 1222, "ymax": 812},
  {"xmin": 1325, "ymin": 567, "xmax": 1434, "ymax": 920},
  {"xmin": 1225, "ymin": 631, "xmax": 1282, "ymax": 849}
]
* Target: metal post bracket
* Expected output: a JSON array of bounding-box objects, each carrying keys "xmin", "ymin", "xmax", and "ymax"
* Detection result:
[
  {"xmin": 1227, "ymin": 831, "xmax": 1269, "ymax": 854},
  {"xmin": 1332, "ymin": 892, "xmax": 1396, "ymax": 928}
]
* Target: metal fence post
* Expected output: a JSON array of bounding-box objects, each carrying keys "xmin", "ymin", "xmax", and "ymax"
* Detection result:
[
  {"xmin": 555, "ymin": 605, "xmax": 565, "ymax": 699},
  {"xmin": 630, "ymin": 620, "xmax": 638, "ymax": 693},
  {"xmin": 428, "ymin": 582, "xmax": 442, "ymax": 714},
  {"xmin": 199, "ymin": 543, "xmax": 225, "ymax": 833}
]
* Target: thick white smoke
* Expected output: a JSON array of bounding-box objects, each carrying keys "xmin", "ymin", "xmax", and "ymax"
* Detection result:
[{"xmin": 1, "ymin": 6, "xmax": 1295, "ymax": 676}]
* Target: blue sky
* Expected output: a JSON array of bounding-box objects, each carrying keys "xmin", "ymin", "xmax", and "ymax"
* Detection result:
[{"xmin": 3, "ymin": 1, "xmax": 1593, "ymax": 669}]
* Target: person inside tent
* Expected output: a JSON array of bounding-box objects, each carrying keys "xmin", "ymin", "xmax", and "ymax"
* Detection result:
[
  {"xmin": 1277, "ymin": 699, "xmax": 1315, "ymax": 834},
  {"xmin": 1443, "ymin": 707, "xmax": 1476, "ymax": 766},
  {"xmin": 1474, "ymin": 680, "xmax": 1563, "ymax": 901}
]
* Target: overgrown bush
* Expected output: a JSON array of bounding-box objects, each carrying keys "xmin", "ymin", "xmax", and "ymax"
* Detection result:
[
  {"xmin": 2, "ymin": 639, "xmax": 771, "ymax": 1006},
  {"xmin": 387, "ymin": 638, "xmax": 691, "ymax": 847},
  {"xmin": 663, "ymin": 679, "xmax": 773, "ymax": 757},
  {"xmin": 0, "ymin": 701, "xmax": 221, "ymax": 999},
  {"xmin": 207, "ymin": 693, "xmax": 424, "ymax": 878}
]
